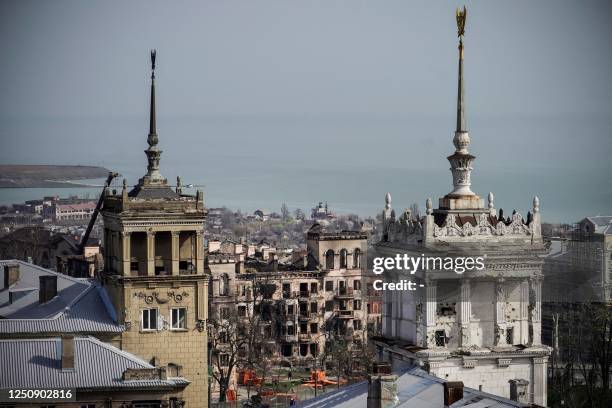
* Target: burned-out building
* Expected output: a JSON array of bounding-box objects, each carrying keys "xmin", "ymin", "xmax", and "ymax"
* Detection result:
[{"xmin": 207, "ymin": 224, "xmax": 381, "ymax": 375}]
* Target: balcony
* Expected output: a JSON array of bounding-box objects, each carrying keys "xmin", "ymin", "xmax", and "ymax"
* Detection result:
[
  {"xmin": 298, "ymin": 333, "xmax": 311, "ymax": 342},
  {"xmin": 335, "ymin": 288, "xmax": 354, "ymax": 299},
  {"xmin": 336, "ymin": 310, "xmax": 354, "ymax": 319},
  {"xmin": 298, "ymin": 290, "xmax": 310, "ymax": 299},
  {"xmin": 283, "ymin": 334, "xmax": 298, "ymax": 342}
]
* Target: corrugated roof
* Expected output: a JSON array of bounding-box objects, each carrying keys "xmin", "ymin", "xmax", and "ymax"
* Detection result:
[
  {"xmin": 0, "ymin": 260, "xmax": 122, "ymax": 333},
  {"xmin": 0, "ymin": 337, "xmax": 188, "ymax": 390}
]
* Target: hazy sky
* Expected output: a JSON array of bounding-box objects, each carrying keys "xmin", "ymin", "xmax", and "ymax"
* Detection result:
[
  {"xmin": 1, "ymin": 0, "xmax": 611, "ymax": 119},
  {"xmin": 0, "ymin": 1, "xmax": 611, "ymax": 222}
]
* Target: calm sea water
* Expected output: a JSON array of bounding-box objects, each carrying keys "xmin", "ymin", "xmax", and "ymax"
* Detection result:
[{"xmin": 0, "ymin": 115, "xmax": 610, "ymax": 223}]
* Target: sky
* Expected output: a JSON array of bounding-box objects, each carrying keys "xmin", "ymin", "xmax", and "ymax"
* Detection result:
[{"xmin": 0, "ymin": 0, "xmax": 611, "ymax": 222}]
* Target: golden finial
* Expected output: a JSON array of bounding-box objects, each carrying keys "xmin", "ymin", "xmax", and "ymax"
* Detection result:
[{"xmin": 456, "ymin": 6, "xmax": 467, "ymax": 37}]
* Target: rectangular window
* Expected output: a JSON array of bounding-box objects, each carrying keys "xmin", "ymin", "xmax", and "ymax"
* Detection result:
[
  {"xmin": 506, "ymin": 327, "xmax": 514, "ymax": 345},
  {"xmin": 171, "ymin": 308, "xmax": 187, "ymax": 329},
  {"xmin": 353, "ymin": 320, "xmax": 362, "ymax": 330},
  {"xmin": 310, "ymin": 323, "xmax": 318, "ymax": 334},
  {"xmin": 435, "ymin": 330, "xmax": 446, "ymax": 347},
  {"xmin": 325, "ymin": 281, "xmax": 333, "ymax": 292},
  {"xmin": 325, "ymin": 300, "xmax": 334, "ymax": 312},
  {"xmin": 353, "ymin": 300, "xmax": 361, "ymax": 310},
  {"xmin": 142, "ymin": 308, "xmax": 158, "ymax": 330},
  {"xmin": 219, "ymin": 353, "xmax": 229, "ymax": 367},
  {"xmin": 310, "ymin": 302, "xmax": 318, "ymax": 313},
  {"xmin": 238, "ymin": 305, "xmax": 247, "ymax": 317},
  {"xmin": 311, "ymin": 282, "xmax": 318, "ymax": 294},
  {"xmin": 353, "ymin": 280, "xmax": 361, "ymax": 290}
]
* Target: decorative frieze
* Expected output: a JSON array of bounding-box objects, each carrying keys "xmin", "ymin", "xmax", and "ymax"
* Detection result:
[
  {"xmin": 497, "ymin": 358, "xmax": 512, "ymax": 367},
  {"xmin": 135, "ymin": 291, "xmax": 190, "ymax": 304}
]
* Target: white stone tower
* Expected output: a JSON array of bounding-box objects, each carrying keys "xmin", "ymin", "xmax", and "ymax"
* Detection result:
[{"xmin": 375, "ymin": 7, "xmax": 550, "ymax": 405}]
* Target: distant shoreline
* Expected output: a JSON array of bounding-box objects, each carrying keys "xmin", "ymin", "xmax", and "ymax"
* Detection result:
[{"xmin": 0, "ymin": 165, "xmax": 109, "ymax": 188}]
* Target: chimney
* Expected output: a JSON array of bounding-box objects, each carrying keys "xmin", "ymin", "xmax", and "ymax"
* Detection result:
[
  {"xmin": 4, "ymin": 263, "xmax": 20, "ymax": 289},
  {"xmin": 367, "ymin": 362, "xmax": 397, "ymax": 408},
  {"xmin": 444, "ymin": 381, "xmax": 464, "ymax": 406},
  {"xmin": 509, "ymin": 379, "xmax": 529, "ymax": 403},
  {"xmin": 39, "ymin": 275, "xmax": 58, "ymax": 303},
  {"xmin": 61, "ymin": 335, "xmax": 75, "ymax": 370}
]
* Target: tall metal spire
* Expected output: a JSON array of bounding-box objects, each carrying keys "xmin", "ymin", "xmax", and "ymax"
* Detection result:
[
  {"xmin": 456, "ymin": 7, "xmax": 466, "ymax": 132},
  {"xmin": 447, "ymin": 6, "xmax": 475, "ymax": 197},
  {"xmin": 142, "ymin": 49, "xmax": 165, "ymax": 185}
]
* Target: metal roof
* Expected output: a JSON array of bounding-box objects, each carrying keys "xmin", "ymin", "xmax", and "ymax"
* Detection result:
[
  {"xmin": 0, "ymin": 260, "xmax": 122, "ymax": 333},
  {"xmin": 296, "ymin": 366, "xmax": 523, "ymax": 408},
  {"xmin": 0, "ymin": 337, "xmax": 188, "ymax": 390}
]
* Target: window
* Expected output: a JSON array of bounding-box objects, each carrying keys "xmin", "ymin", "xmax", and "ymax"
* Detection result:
[
  {"xmin": 81, "ymin": 405, "xmax": 96, "ymax": 408},
  {"xmin": 310, "ymin": 323, "xmax": 318, "ymax": 334},
  {"xmin": 325, "ymin": 281, "xmax": 333, "ymax": 292},
  {"xmin": 353, "ymin": 248, "xmax": 361, "ymax": 268},
  {"xmin": 353, "ymin": 280, "xmax": 361, "ymax": 290},
  {"xmin": 219, "ymin": 331, "xmax": 228, "ymax": 343},
  {"xmin": 142, "ymin": 308, "xmax": 158, "ymax": 330},
  {"xmin": 282, "ymin": 283, "xmax": 291, "ymax": 298},
  {"xmin": 287, "ymin": 304, "xmax": 295, "ymax": 315},
  {"xmin": 219, "ymin": 274, "xmax": 229, "ymax": 296},
  {"xmin": 506, "ymin": 327, "xmax": 514, "ymax": 345},
  {"xmin": 353, "ymin": 320, "xmax": 362, "ymax": 330},
  {"xmin": 353, "ymin": 300, "xmax": 361, "ymax": 310},
  {"xmin": 311, "ymin": 282, "xmax": 318, "ymax": 294},
  {"xmin": 325, "ymin": 249, "xmax": 335, "ymax": 269},
  {"xmin": 310, "ymin": 302, "xmax": 318, "ymax": 313},
  {"xmin": 220, "ymin": 307, "xmax": 230, "ymax": 320},
  {"xmin": 219, "ymin": 353, "xmax": 229, "ymax": 367},
  {"xmin": 171, "ymin": 308, "xmax": 187, "ymax": 330},
  {"xmin": 435, "ymin": 330, "xmax": 446, "ymax": 347},
  {"xmin": 325, "ymin": 301, "xmax": 334, "ymax": 312},
  {"xmin": 238, "ymin": 305, "xmax": 247, "ymax": 317},
  {"xmin": 339, "ymin": 249, "xmax": 348, "ymax": 268}
]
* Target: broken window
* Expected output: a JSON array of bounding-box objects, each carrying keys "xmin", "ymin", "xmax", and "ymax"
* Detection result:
[
  {"xmin": 435, "ymin": 330, "xmax": 446, "ymax": 347},
  {"xmin": 506, "ymin": 327, "xmax": 514, "ymax": 345}
]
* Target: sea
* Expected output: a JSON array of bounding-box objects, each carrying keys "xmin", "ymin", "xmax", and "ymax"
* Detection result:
[{"xmin": 1, "ymin": 114, "xmax": 610, "ymax": 223}]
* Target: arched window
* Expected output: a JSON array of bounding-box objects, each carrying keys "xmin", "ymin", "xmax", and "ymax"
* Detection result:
[
  {"xmin": 353, "ymin": 248, "xmax": 361, "ymax": 268},
  {"xmin": 219, "ymin": 273, "xmax": 229, "ymax": 296},
  {"xmin": 325, "ymin": 250, "xmax": 335, "ymax": 270},
  {"xmin": 339, "ymin": 249, "xmax": 348, "ymax": 269}
]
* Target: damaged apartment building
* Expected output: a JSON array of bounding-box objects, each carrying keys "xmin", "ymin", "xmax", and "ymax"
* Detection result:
[
  {"xmin": 373, "ymin": 11, "xmax": 550, "ymax": 407},
  {"xmin": 207, "ymin": 224, "xmax": 382, "ymax": 367}
]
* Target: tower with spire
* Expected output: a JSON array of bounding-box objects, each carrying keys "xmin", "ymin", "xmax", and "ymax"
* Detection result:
[
  {"xmin": 376, "ymin": 7, "xmax": 550, "ymax": 405},
  {"xmin": 100, "ymin": 51, "xmax": 209, "ymax": 407}
]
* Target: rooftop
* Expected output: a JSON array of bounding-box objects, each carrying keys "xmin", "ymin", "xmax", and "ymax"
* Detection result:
[
  {"xmin": 296, "ymin": 366, "xmax": 525, "ymax": 408},
  {"xmin": 0, "ymin": 260, "xmax": 122, "ymax": 333},
  {"xmin": 0, "ymin": 336, "xmax": 188, "ymax": 390}
]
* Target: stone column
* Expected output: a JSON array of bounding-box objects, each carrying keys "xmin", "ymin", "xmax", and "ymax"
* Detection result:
[
  {"xmin": 532, "ymin": 356, "xmax": 548, "ymax": 406},
  {"xmin": 121, "ymin": 231, "xmax": 131, "ymax": 276},
  {"xmin": 425, "ymin": 280, "xmax": 436, "ymax": 347},
  {"xmin": 520, "ymin": 280, "xmax": 530, "ymax": 345},
  {"xmin": 529, "ymin": 277, "xmax": 542, "ymax": 346},
  {"xmin": 146, "ymin": 230, "xmax": 156, "ymax": 276},
  {"xmin": 171, "ymin": 231, "xmax": 180, "ymax": 275},
  {"xmin": 195, "ymin": 231, "xmax": 204, "ymax": 273},
  {"xmin": 459, "ymin": 279, "xmax": 471, "ymax": 347},
  {"xmin": 495, "ymin": 279, "xmax": 507, "ymax": 346}
]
